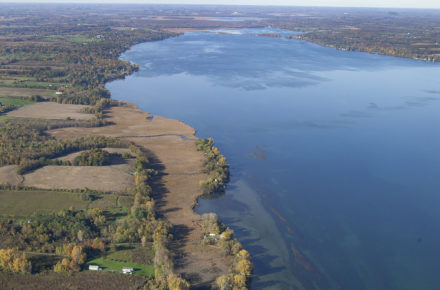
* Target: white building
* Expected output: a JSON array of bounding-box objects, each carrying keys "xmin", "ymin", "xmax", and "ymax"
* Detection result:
[
  {"xmin": 89, "ymin": 265, "xmax": 101, "ymax": 271},
  {"xmin": 122, "ymin": 267, "xmax": 134, "ymax": 274}
]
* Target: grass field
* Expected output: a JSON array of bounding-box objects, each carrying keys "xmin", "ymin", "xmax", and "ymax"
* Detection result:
[
  {"xmin": 0, "ymin": 190, "xmax": 89, "ymax": 217},
  {"xmin": 0, "ymin": 80, "xmax": 60, "ymax": 90},
  {"xmin": 22, "ymin": 165, "xmax": 134, "ymax": 192},
  {"xmin": 0, "ymin": 86, "xmax": 55, "ymax": 98},
  {"xmin": 45, "ymin": 35, "xmax": 101, "ymax": 44},
  {"xmin": 0, "ymin": 189, "xmax": 129, "ymax": 217},
  {"xmin": 0, "ymin": 97, "xmax": 34, "ymax": 107},
  {"xmin": 0, "ymin": 115, "xmax": 12, "ymax": 121},
  {"xmin": 0, "ymin": 51, "xmax": 58, "ymax": 61},
  {"xmin": 86, "ymin": 257, "xmax": 154, "ymax": 277},
  {"xmin": 7, "ymin": 102, "xmax": 95, "ymax": 120},
  {"xmin": 105, "ymin": 243, "xmax": 154, "ymax": 265}
]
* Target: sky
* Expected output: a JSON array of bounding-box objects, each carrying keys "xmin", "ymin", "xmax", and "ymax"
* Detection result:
[{"xmin": 0, "ymin": 0, "xmax": 439, "ymax": 9}]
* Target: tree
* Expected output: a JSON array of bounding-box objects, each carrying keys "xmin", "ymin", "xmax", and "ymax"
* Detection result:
[
  {"xmin": 77, "ymin": 230, "xmax": 84, "ymax": 242},
  {"xmin": 167, "ymin": 274, "xmax": 190, "ymax": 290},
  {"xmin": 71, "ymin": 245, "xmax": 86, "ymax": 265},
  {"xmin": 235, "ymin": 259, "xmax": 252, "ymax": 276},
  {"xmin": 215, "ymin": 275, "xmax": 232, "ymax": 290},
  {"xmin": 233, "ymin": 274, "xmax": 247, "ymax": 289},
  {"xmin": 0, "ymin": 249, "xmax": 32, "ymax": 273}
]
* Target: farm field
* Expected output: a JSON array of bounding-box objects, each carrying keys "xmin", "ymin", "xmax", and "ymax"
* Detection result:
[
  {"xmin": 0, "ymin": 189, "xmax": 126, "ymax": 217},
  {"xmin": 0, "ymin": 97, "xmax": 34, "ymax": 107},
  {"xmin": 0, "ymin": 190, "xmax": 89, "ymax": 217},
  {"xmin": 22, "ymin": 166, "xmax": 135, "ymax": 192},
  {"xmin": 105, "ymin": 243, "xmax": 154, "ymax": 265},
  {"xmin": 0, "ymin": 165, "xmax": 21, "ymax": 185},
  {"xmin": 7, "ymin": 102, "xmax": 95, "ymax": 120},
  {"xmin": 0, "ymin": 87, "xmax": 55, "ymax": 98}
]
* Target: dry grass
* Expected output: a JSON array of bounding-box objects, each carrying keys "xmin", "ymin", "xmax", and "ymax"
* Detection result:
[
  {"xmin": 7, "ymin": 102, "xmax": 95, "ymax": 120},
  {"xmin": 133, "ymin": 136, "xmax": 232, "ymax": 286},
  {"xmin": 0, "ymin": 87, "xmax": 54, "ymax": 98},
  {"xmin": 0, "ymin": 271, "xmax": 145, "ymax": 290},
  {"xmin": 22, "ymin": 166, "xmax": 134, "ymax": 193},
  {"xmin": 49, "ymin": 103, "xmax": 195, "ymax": 140},
  {"xmin": 0, "ymin": 165, "xmax": 22, "ymax": 186},
  {"xmin": 48, "ymin": 103, "xmax": 231, "ymax": 286}
]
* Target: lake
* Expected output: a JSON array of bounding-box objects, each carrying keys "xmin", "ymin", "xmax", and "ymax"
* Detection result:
[{"xmin": 107, "ymin": 28, "xmax": 440, "ymax": 290}]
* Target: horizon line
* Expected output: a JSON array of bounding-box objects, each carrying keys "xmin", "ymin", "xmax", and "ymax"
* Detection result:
[{"xmin": 0, "ymin": 2, "xmax": 439, "ymax": 10}]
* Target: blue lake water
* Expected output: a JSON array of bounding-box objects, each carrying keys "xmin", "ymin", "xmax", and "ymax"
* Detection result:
[{"xmin": 107, "ymin": 28, "xmax": 440, "ymax": 290}]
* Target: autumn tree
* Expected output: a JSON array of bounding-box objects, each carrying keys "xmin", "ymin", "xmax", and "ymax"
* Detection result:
[{"xmin": 0, "ymin": 248, "xmax": 32, "ymax": 273}]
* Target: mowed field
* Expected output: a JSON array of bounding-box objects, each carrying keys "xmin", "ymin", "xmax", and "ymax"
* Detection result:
[
  {"xmin": 0, "ymin": 190, "xmax": 89, "ymax": 217},
  {"xmin": 0, "ymin": 164, "xmax": 135, "ymax": 193},
  {"xmin": 0, "ymin": 97, "xmax": 34, "ymax": 107},
  {"xmin": 0, "ymin": 86, "xmax": 55, "ymax": 98},
  {"xmin": 86, "ymin": 257, "xmax": 155, "ymax": 277},
  {"xmin": 7, "ymin": 102, "xmax": 95, "ymax": 120},
  {"xmin": 0, "ymin": 165, "xmax": 22, "ymax": 186},
  {"xmin": 22, "ymin": 166, "xmax": 135, "ymax": 192},
  {"xmin": 0, "ymin": 189, "xmax": 128, "ymax": 217}
]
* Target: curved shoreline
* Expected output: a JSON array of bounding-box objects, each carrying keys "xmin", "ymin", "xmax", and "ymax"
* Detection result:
[{"xmin": 104, "ymin": 40, "xmax": 246, "ymax": 286}]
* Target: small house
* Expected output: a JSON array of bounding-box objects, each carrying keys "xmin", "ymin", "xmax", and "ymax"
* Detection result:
[
  {"xmin": 89, "ymin": 265, "xmax": 101, "ymax": 271},
  {"xmin": 122, "ymin": 267, "xmax": 134, "ymax": 274},
  {"xmin": 55, "ymin": 91, "xmax": 63, "ymax": 95},
  {"xmin": 204, "ymin": 233, "xmax": 219, "ymax": 241}
]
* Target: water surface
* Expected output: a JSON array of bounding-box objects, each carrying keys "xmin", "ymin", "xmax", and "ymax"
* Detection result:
[{"xmin": 107, "ymin": 28, "xmax": 440, "ymax": 290}]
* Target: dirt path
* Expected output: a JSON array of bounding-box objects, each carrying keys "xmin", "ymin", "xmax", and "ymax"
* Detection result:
[{"xmin": 49, "ymin": 103, "xmax": 230, "ymax": 288}]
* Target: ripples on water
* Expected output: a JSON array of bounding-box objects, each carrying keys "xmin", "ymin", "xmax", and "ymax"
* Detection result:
[{"xmin": 108, "ymin": 28, "xmax": 440, "ymax": 290}]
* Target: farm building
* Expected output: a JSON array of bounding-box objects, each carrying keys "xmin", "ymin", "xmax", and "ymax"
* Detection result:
[
  {"xmin": 122, "ymin": 267, "xmax": 134, "ymax": 274},
  {"xmin": 88, "ymin": 265, "xmax": 102, "ymax": 271}
]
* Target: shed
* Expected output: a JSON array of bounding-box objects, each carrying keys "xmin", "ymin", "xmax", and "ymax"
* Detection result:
[
  {"xmin": 122, "ymin": 267, "xmax": 134, "ymax": 274},
  {"xmin": 89, "ymin": 265, "xmax": 101, "ymax": 271}
]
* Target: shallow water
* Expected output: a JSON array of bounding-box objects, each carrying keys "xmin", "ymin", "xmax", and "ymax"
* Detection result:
[{"xmin": 107, "ymin": 28, "xmax": 440, "ymax": 290}]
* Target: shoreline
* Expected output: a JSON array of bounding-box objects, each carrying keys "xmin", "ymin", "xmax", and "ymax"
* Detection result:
[
  {"xmin": 104, "ymin": 39, "xmax": 249, "ymax": 286},
  {"xmin": 47, "ymin": 99, "xmax": 235, "ymax": 287}
]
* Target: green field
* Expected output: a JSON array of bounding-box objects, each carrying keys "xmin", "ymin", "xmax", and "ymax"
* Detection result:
[
  {"xmin": 86, "ymin": 257, "xmax": 154, "ymax": 277},
  {"xmin": 0, "ymin": 190, "xmax": 89, "ymax": 217},
  {"xmin": 68, "ymin": 36, "xmax": 101, "ymax": 43},
  {"xmin": 0, "ymin": 190, "xmax": 129, "ymax": 217},
  {"xmin": 45, "ymin": 35, "xmax": 101, "ymax": 44},
  {"xmin": 0, "ymin": 97, "xmax": 34, "ymax": 107},
  {"xmin": 0, "ymin": 115, "xmax": 12, "ymax": 121},
  {"xmin": 0, "ymin": 81, "xmax": 60, "ymax": 90},
  {"xmin": 105, "ymin": 243, "xmax": 154, "ymax": 265}
]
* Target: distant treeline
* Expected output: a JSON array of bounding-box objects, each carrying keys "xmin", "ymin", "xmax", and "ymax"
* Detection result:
[{"xmin": 267, "ymin": 9, "xmax": 440, "ymax": 62}]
